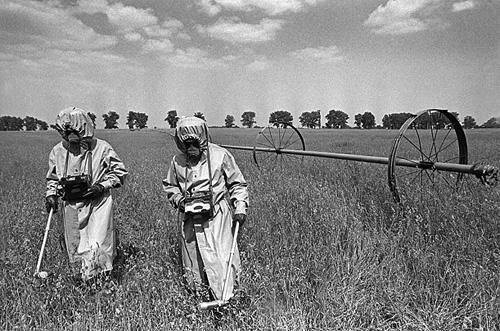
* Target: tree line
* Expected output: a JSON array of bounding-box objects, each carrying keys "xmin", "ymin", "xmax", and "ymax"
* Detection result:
[
  {"xmin": 167, "ymin": 109, "xmax": 497, "ymax": 130},
  {"xmin": 0, "ymin": 116, "xmax": 48, "ymax": 131},
  {"xmin": 2, "ymin": 109, "xmax": 498, "ymax": 131}
]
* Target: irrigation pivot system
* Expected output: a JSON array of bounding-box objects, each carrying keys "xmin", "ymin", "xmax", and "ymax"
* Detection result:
[{"xmin": 219, "ymin": 109, "xmax": 498, "ymax": 203}]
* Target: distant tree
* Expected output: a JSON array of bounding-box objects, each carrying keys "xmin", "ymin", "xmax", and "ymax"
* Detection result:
[
  {"xmin": 299, "ymin": 110, "xmax": 321, "ymax": 128},
  {"xmin": 23, "ymin": 116, "xmax": 38, "ymax": 131},
  {"xmin": 269, "ymin": 110, "xmax": 293, "ymax": 127},
  {"xmin": 225, "ymin": 115, "xmax": 235, "ymax": 128},
  {"xmin": 241, "ymin": 111, "xmax": 256, "ymax": 128},
  {"xmin": 325, "ymin": 109, "xmax": 349, "ymax": 129},
  {"xmin": 382, "ymin": 113, "xmax": 413, "ymax": 129},
  {"xmin": 299, "ymin": 112, "xmax": 312, "ymax": 128},
  {"xmin": 413, "ymin": 111, "xmax": 460, "ymax": 129},
  {"xmin": 126, "ymin": 111, "xmax": 136, "ymax": 129},
  {"xmin": 37, "ymin": 119, "xmax": 48, "ymax": 130},
  {"xmin": 127, "ymin": 111, "xmax": 148, "ymax": 129},
  {"xmin": 361, "ymin": 112, "xmax": 376, "ymax": 129},
  {"xmin": 480, "ymin": 117, "xmax": 500, "ymax": 128},
  {"xmin": 136, "ymin": 112, "xmax": 148, "ymax": 129},
  {"xmin": 463, "ymin": 115, "xmax": 477, "ymax": 129},
  {"xmin": 165, "ymin": 110, "xmax": 178, "ymax": 128},
  {"xmin": 354, "ymin": 113, "xmax": 363, "ymax": 128},
  {"xmin": 87, "ymin": 112, "xmax": 97, "ymax": 127},
  {"xmin": 103, "ymin": 111, "xmax": 120, "ymax": 129},
  {"xmin": 194, "ymin": 112, "xmax": 205, "ymax": 121},
  {"xmin": 0, "ymin": 116, "xmax": 24, "ymax": 131}
]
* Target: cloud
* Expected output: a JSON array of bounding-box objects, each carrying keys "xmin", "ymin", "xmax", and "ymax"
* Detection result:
[
  {"xmin": 0, "ymin": 0, "xmax": 117, "ymax": 51},
  {"xmin": 197, "ymin": 17, "xmax": 284, "ymax": 43},
  {"xmin": 364, "ymin": 0, "xmax": 440, "ymax": 35},
  {"xmin": 106, "ymin": 3, "xmax": 158, "ymax": 31},
  {"xmin": 124, "ymin": 32, "xmax": 143, "ymax": 42},
  {"xmin": 199, "ymin": 0, "xmax": 222, "ymax": 16},
  {"xmin": 166, "ymin": 47, "xmax": 229, "ymax": 69},
  {"xmin": 289, "ymin": 45, "xmax": 343, "ymax": 64},
  {"xmin": 246, "ymin": 58, "xmax": 272, "ymax": 71},
  {"xmin": 197, "ymin": 0, "xmax": 325, "ymax": 16},
  {"xmin": 144, "ymin": 19, "xmax": 184, "ymax": 38},
  {"xmin": 452, "ymin": 1, "xmax": 476, "ymax": 12},
  {"xmin": 142, "ymin": 39, "xmax": 174, "ymax": 53}
]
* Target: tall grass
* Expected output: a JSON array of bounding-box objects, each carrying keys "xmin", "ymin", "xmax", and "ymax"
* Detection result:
[{"xmin": 0, "ymin": 128, "xmax": 499, "ymax": 330}]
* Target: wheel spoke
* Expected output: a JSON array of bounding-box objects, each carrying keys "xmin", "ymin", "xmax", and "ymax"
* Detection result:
[
  {"xmin": 403, "ymin": 135, "xmax": 432, "ymax": 162},
  {"xmin": 435, "ymin": 127, "xmax": 453, "ymax": 157},
  {"xmin": 434, "ymin": 170, "xmax": 453, "ymax": 187},
  {"xmin": 277, "ymin": 127, "xmax": 283, "ymax": 148},
  {"xmin": 395, "ymin": 168, "xmax": 422, "ymax": 180},
  {"xmin": 282, "ymin": 130, "xmax": 296, "ymax": 148},
  {"xmin": 414, "ymin": 126, "xmax": 425, "ymax": 161},
  {"xmin": 284, "ymin": 137, "xmax": 302, "ymax": 150},
  {"xmin": 428, "ymin": 111, "xmax": 438, "ymax": 162},
  {"xmin": 429, "ymin": 138, "xmax": 458, "ymax": 161},
  {"xmin": 267, "ymin": 127, "xmax": 276, "ymax": 148},
  {"xmin": 261, "ymin": 130, "xmax": 275, "ymax": 148}
]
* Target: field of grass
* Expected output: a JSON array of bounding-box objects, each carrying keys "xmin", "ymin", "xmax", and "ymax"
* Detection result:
[{"xmin": 1, "ymin": 128, "xmax": 499, "ymax": 330}]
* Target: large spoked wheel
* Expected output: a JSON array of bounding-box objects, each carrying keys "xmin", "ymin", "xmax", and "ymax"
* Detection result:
[
  {"xmin": 388, "ymin": 109, "xmax": 468, "ymax": 203},
  {"xmin": 253, "ymin": 122, "xmax": 306, "ymax": 170}
]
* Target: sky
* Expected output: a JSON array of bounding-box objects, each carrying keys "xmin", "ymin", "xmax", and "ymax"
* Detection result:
[{"xmin": 0, "ymin": 0, "xmax": 499, "ymax": 128}]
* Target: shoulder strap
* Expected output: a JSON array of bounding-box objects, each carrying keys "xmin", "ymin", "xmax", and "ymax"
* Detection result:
[{"xmin": 63, "ymin": 149, "xmax": 70, "ymax": 178}]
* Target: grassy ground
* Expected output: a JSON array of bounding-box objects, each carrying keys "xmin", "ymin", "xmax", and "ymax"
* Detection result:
[{"xmin": 0, "ymin": 128, "xmax": 499, "ymax": 330}]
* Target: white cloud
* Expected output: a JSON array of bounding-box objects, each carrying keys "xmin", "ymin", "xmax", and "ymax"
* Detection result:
[
  {"xmin": 198, "ymin": 0, "xmax": 324, "ymax": 16},
  {"xmin": 0, "ymin": 0, "xmax": 116, "ymax": 51},
  {"xmin": 142, "ymin": 39, "xmax": 174, "ymax": 53},
  {"xmin": 288, "ymin": 45, "xmax": 343, "ymax": 64},
  {"xmin": 246, "ymin": 58, "xmax": 271, "ymax": 71},
  {"xmin": 144, "ymin": 25, "xmax": 173, "ymax": 38},
  {"xmin": 197, "ymin": 17, "xmax": 284, "ymax": 43},
  {"xmin": 106, "ymin": 3, "xmax": 158, "ymax": 31},
  {"xmin": 124, "ymin": 32, "xmax": 143, "ymax": 42},
  {"xmin": 364, "ymin": 0, "xmax": 440, "ymax": 35},
  {"xmin": 74, "ymin": 0, "xmax": 109, "ymax": 15},
  {"xmin": 144, "ymin": 20, "xmax": 183, "ymax": 38},
  {"xmin": 452, "ymin": 1, "xmax": 475, "ymax": 12},
  {"xmin": 166, "ymin": 47, "xmax": 229, "ymax": 69},
  {"xmin": 199, "ymin": 0, "xmax": 222, "ymax": 16}
]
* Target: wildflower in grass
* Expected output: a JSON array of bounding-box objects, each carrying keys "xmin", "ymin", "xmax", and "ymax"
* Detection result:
[
  {"xmin": 45, "ymin": 107, "xmax": 128, "ymax": 281},
  {"xmin": 163, "ymin": 116, "xmax": 249, "ymax": 301}
]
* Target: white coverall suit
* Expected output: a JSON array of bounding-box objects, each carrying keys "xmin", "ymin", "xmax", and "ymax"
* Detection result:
[
  {"xmin": 46, "ymin": 108, "xmax": 128, "ymax": 280},
  {"xmin": 163, "ymin": 117, "xmax": 249, "ymax": 300}
]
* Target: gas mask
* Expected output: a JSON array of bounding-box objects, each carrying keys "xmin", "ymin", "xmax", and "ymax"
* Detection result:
[{"xmin": 66, "ymin": 131, "xmax": 81, "ymax": 144}]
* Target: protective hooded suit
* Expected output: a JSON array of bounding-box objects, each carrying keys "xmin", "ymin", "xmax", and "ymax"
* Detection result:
[
  {"xmin": 163, "ymin": 117, "xmax": 249, "ymax": 300},
  {"xmin": 46, "ymin": 107, "xmax": 128, "ymax": 280}
]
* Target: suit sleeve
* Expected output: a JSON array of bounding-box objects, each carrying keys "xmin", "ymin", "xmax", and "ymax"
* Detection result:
[
  {"xmin": 222, "ymin": 151, "xmax": 249, "ymax": 214},
  {"xmin": 162, "ymin": 158, "xmax": 184, "ymax": 208},
  {"xmin": 46, "ymin": 147, "xmax": 59, "ymax": 197},
  {"xmin": 99, "ymin": 145, "xmax": 128, "ymax": 190}
]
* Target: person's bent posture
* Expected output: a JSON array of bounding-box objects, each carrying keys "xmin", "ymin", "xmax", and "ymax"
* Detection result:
[
  {"xmin": 45, "ymin": 107, "xmax": 128, "ymax": 281},
  {"xmin": 163, "ymin": 117, "xmax": 249, "ymax": 301}
]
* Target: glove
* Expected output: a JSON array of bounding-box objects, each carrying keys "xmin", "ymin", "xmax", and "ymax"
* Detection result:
[
  {"xmin": 45, "ymin": 195, "xmax": 58, "ymax": 213},
  {"xmin": 233, "ymin": 213, "xmax": 246, "ymax": 228},
  {"xmin": 82, "ymin": 184, "xmax": 105, "ymax": 200}
]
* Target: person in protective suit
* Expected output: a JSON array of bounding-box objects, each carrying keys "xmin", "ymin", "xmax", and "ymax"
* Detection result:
[
  {"xmin": 45, "ymin": 107, "xmax": 128, "ymax": 282},
  {"xmin": 163, "ymin": 116, "xmax": 249, "ymax": 301}
]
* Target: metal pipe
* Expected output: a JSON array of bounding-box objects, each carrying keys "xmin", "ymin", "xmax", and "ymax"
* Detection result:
[{"xmin": 220, "ymin": 144, "xmax": 483, "ymax": 176}]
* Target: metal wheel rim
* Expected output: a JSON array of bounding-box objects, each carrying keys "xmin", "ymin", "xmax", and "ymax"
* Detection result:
[
  {"xmin": 252, "ymin": 122, "xmax": 306, "ymax": 170},
  {"xmin": 388, "ymin": 108, "xmax": 468, "ymax": 203}
]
